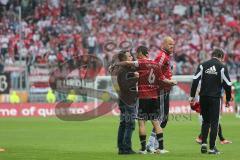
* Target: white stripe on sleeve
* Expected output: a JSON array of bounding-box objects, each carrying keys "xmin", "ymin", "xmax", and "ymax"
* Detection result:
[
  {"xmin": 221, "ymin": 68, "xmax": 232, "ymax": 86},
  {"xmin": 159, "ymin": 53, "xmax": 166, "ymax": 66},
  {"xmin": 193, "ymin": 65, "xmax": 203, "ymax": 80}
]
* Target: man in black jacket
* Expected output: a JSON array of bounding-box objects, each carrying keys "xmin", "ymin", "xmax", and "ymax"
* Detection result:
[{"xmin": 189, "ymin": 49, "xmax": 232, "ymax": 154}]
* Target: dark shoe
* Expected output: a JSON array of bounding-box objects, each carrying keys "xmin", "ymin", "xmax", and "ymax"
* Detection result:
[
  {"xmin": 118, "ymin": 150, "xmax": 125, "ymax": 155},
  {"xmin": 201, "ymin": 144, "xmax": 207, "ymax": 154},
  {"xmin": 208, "ymin": 147, "xmax": 220, "ymax": 155},
  {"xmin": 125, "ymin": 150, "xmax": 136, "ymax": 154}
]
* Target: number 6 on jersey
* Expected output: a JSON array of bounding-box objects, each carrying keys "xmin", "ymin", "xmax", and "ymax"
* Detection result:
[{"xmin": 148, "ymin": 68, "xmax": 155, "ymax": 84}]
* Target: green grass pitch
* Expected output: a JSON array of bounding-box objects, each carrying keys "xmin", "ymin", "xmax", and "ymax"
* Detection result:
[{"xmin": 0, "ymin": 114, "xmax": 239, "ymax": 160}]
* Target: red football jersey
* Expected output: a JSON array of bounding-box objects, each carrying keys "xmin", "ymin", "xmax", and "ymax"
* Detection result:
[
  {"xmin": 154, "ymin": 49, "xmax": 172, "ymax": 80},
  {"xmin": 134, "ymin": 58, "xmax": 164, "ymax": 99}
]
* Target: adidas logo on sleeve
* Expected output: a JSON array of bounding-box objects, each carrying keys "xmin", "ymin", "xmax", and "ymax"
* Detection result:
[{"xmin": 205, "ymin": 66, "xmax": 218, "ymax": 75}]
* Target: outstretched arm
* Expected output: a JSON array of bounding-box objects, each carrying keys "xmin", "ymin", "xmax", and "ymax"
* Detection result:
[
  {"xmin": 109, "ymin": 61, "xmax": 136, "ymax": 73},
  {"xmin": 114, "ymin": 61, "xmax": 138, "ymax": 67}
]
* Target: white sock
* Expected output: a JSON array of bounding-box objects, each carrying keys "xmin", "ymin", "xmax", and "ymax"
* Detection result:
[
  {"xmin": 147, "ymin": 132, "xmax": 156, "ymax": 148},
  {"xmin": 154, "ymin": 138, "xmax": 159, "ymax": 149}
]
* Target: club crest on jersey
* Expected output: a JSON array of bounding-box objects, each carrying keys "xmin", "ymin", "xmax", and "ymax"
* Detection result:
[{"xmin": 205, "ymin": 66, "xmax": 217, "ymax": 75}]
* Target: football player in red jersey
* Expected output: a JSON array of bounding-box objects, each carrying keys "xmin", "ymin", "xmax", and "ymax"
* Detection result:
[
  {"xmin": 154, "ymin": 36, "xmax": 174, "ymax": 128},
  {"xmin": 147, "ymin": 36, "xmax": 175, "ymax": 152},
  {"xmin": 114, "ymin": 46, "xmax": 177, "ymax": 154}
]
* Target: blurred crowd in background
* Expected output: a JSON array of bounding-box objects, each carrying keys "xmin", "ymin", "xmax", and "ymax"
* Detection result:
[{"xmin": 0, "ymin": 0, "xmax": 239, "ymax": 75}]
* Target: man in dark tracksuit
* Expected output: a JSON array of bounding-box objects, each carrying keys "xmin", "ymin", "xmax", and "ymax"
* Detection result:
[
  {"xmin": 110, "ymin": 50, "xmax": 138, "ymax": 154},
  {"xmin": 189, "ymin": 49, "xmax": 232, "ymax": 154}
]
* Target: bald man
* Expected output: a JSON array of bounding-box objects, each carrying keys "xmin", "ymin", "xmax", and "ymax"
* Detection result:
[
  {"xmin": 155, "ymin": 36, "xmax": 174, "ymax": 126},
  {"xmin": 147, "ymin": 36, "xmax": 175, "ymax": 152}
]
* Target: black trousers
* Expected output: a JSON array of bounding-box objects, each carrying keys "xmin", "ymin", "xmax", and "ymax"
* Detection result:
[
  {"xmin": 200, "ymin": 96, "xmax": 220, "ymax": 149},
  {"xmin": 160, "ymin": 93, "xmax": 170, "ymax": 128},
  {"xmin": 199, "ymin": 123, "xmax": 225, "ymax": 141}
]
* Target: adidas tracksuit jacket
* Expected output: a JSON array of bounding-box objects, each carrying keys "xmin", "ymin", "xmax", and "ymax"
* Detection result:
[{"xmin": 190, "ymin": 58, "xmax": 232, "ymax": 101}]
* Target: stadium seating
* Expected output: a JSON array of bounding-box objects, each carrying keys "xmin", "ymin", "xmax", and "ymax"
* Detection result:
[
  {"xmin": 0, "ymin": 0, "xmax": 239, "ymax": 75},
  {"xmin": 0, "ymin": 0, "xmax": 239, "ymax": 102}
]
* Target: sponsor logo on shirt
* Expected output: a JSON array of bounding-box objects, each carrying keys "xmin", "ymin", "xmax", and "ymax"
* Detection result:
[{"xmin": 205, "ymin": 66, "xmax": 217, "ymax": 75}]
